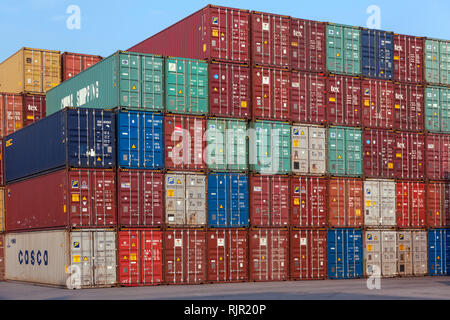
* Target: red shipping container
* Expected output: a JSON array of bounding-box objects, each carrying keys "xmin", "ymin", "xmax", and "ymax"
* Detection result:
[
  {"xmin": 252, "ymin": 66, "xmax": 290, "ymax": 121},
  {"xmin": 393, "ymin": 83, "xmax": 424, "ymax": 132},
  {"xmin": 394, "ymin": 132, "xmax": 425, "ymax": 180},
  {"xmin": 249, "ymin": 228, "xmax": 289, "ymax": 281},
  {"xmin": 396, "ymin": 181, "xmax": 426, "ymax": 228},
  {"xmin": 6, "ymin": 168, "xmax": 116, "ymax": 231},
  {"xmin": 117, "ymin": 170, "xmax": 164, "ymax": 228},
  {"xmin": 328, "ymin": 178, "xmax": 364, "ymax": 228},
  {"xmin": 290, "ymin": 18, "xmax": 326, "ymax": 73},
  {"xmin": 207, "ymin": 229, "xmax": 248, "ymax": 283},
  {"xmin": 251, "ymin": 11, "xmax": 290, "ymax": 68},
  {"xmin": 249, "ymin": 175, "xmax": 290, "ymax": 227},
  {"xmin": 290, "ymin": 229, "xmax": 327, "ymax": 280},
  {"xmin": 62, "ymin": 52, "xmax": 103, "ymax": 81},
  {"xmin": 0, "ymin": 234, "xmax": 4, "ymax": 281},
  {"xmin": 290, "ymin": 71, "xmax": 327, "ymax": 124},
  {"xmin": 361, "ymin": 79, "xmax": 395, "ymax": 129},
  {"xmin": 290, "ymin": 176, "xmax": 327, "ymax": 228},
  {"xmin": 394, "ymin": 34, "xmax": 424, "ymax": 84},
  {"xmin": 128, "ymin": 5, "xmax": 250, "ymax": 64},
  {"xmin": 0, "ymin": 93, "xmax": 23, "ymax": 137},
  {"xmin": 327, "ymin": 75, "xmax": 362, "ymax": 126},
  {"xmin": 0, "ymin": 139, "xmax": 4, "ymax": 186},
  {"xmin": 426, "ymin": 182, "xmax": 450, "ymax": 228},
  {"xmin": 118, "ymin": 229, "xmax": 163, "ymax": 286},
  {"xmin": 164, "ymin": 229, "xmax": 206, "ymax": 284},
  {"xmin": 22, "ymin": 94, "xmax": 46, "ymax": 128},
  {"xmin": 209, "ymin": 62, "xmax": 251, "ymax": 119},
  {"xmin": 426, "ymin": 134, "xmax": 450, "ymax": 181},
  {"xmin": 164, "ymin": 115, "xmax": 206, "ymax": 171},
  {"xmin": 363, "ymin": 129, "xmax": 396, "ymax": 179}
]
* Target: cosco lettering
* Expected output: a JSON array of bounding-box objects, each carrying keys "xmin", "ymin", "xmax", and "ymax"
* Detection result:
[{"xmin": 18, "ymin": 250, "xmax": 48, "ymax": 266}]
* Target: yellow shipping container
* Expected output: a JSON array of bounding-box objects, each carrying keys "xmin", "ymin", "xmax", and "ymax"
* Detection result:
[
  {"xmin": 0, "ymin": 47, "xmax": 61, "ymax": 94},
  {"xmin": 0, "ymin": 187, "xmax": 4, "ymax": 232}
]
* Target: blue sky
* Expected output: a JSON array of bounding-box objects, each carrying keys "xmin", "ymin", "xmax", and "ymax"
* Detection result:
[{"xmin": 0, "ymin": 0, "xmax": 449, "ymax": 61}]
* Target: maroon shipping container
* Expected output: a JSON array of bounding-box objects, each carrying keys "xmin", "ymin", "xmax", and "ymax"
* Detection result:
[
  {"xmin": 426, "ymin": 182, "xmax": 450, "ymax": 228},
  {"xmin": 252, "ymin": 66, "xmax": 290, "ymax": 121},
  {"xmin": 326, "ymin": 75, "xmax": 362, "ymax": 127},
  {"xmin": 394, "ymin": 132, "xmax": 425, "ymax": 180},
  {"xmin": 328, "ymin": 178, "xmax": 364, "ymax": 228},
  {"xmin": 361, "ymin": 79, "xmax": 394, "ymax": 130},
  {"xmin": 290, "ymin": 71, "xmax": 327, "ymax": 124},
  {"xmin": 249, "ymin": 228, "xmax": 289, "ymax": 281},
  {"xmin": 394, "ymin": 83, "xmax": 424, "ymax": 132},
  {"xmin": 22, "ymin": 94, "xmax": 46, "ymax": 128},
  {"xmin": 118, "ymin": 229, "xmax": 163, "ymax": 286},
  {"xmin": 426, "ymin": 134, "xmax": 450, "ymax": 181},
  {"xmin": 207, "ymin": 229, "xmax": 248, "ymax": 283},
  {"xmin": 209, "ymin": 61, "xmax": 251, "ymax": 119},
  {"xmin": 0, "ymin": 234, "xmax": 4, "ymax": 281},
  {"xmin": 164, "ymin": 115, "xmax": 206, "ymax": 171},
  {"xmin": 396, "ymin": 181, "xmax": 426, "ymax": 228},
  {"xmin": 61, "ymin": 52, "xmax": 103, "ymax": 81},
  {"xmin": 164, "ymin": 229, "xmax": 206, "ymax": 284},
  {"xmin": 128, "ymin": 5, "xmax": 250, "ymax": 64},
  {"xmin": 290, "ymin": 18, "xmax": 326, "ymax": 73},
  {"xmin": 0, "ymin": 139, "xmax": 3, "ymax": 186},
  {"xmin": 117, "ymin": 170, "xmax": 164, "ymax": 228},
  {"xmin": 5, "ymin": 168, "xmax": 116, "ymax": 232},
  {"xmin": 251, "ymin": 11, "xmax": 290, "ymax": 68},
  {"xmin": 290, "ymin": 176, "xmax": 327, "ymax": 228},
  {"xmin": 249, "ymin": 175, "xmax": 290, "ymax": 227},
  {"xmin": 394, "ymin": 34, "xmax": 424, "ymax": 84},
  {"xmin": 363, "ymin": 129, "xmax": 396, "ymax": 179},
  {"xmin": 290, "ymin": 229, "xmax": 327, "ymax": 280}
]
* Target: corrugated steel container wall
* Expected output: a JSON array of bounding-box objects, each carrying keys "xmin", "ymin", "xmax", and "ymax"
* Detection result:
[
  {"xmin": 6, "ymin": 168, "xmax": 116, "ymax": 232},
  {"xmin": 412, "ymin": 230, "xmax": 428, "ymax": 276},
  {"xmin": 397, "ymin": 231, "xmax": 413, "ymax": 276},
  {"xmin": 249, "ymin": 228, "xmax": 289, "ymax": 281},
  {"xmin": 4, "ymin": 229, "xmax": 116, "ymax": 288},
  {"xmin": 396, "ymin": 181, "xmax": 426, "ymax": 228},
  {"xmin": 128, "ymin": 5, "xmax": 251, "ymax": 64},
  {"xmin": 164, "ymin": 229, "xmax": 206, "ymax": 284},
  {"xmin": 116, "ymin": 110, "xmax": 164, "ymax": 170},
  {"xmin": 327, "ymin": 228, "xmax": 363, "ymax": 279},
  {"xmin": 249, "ymin": 175, "xmax": 290, "ymax": 227},
  {"xmin": 164, "ymin": 115, "xmax": 206, "ymax": 171},
  {"xmin": 393, "ymin": 34, "xmax": 424, "ymax": 84},
  {"xmin": 326, "ymin": 24, "xmax": 361, "ymax": 76},
  {"xmin": 22, "ymin": 94, "xmax": 46, "ymax": 128},
  {"xmin": 61, "ymin": 52, "xmax": 103, "ymax": 81},
  {"xmin": 328, "ymin": 178, "xmax": 364, "ymax": 228},
  {"xmin": 428, "ymin": 229, "xmax": 450, "ymax": 276},
  {"xmin": 326, "ymin": 75, "xmax": 362, "ymax": 127},
  {"xmin": 46, "ymin": 51, "xmax": 164, "ymax": 115},
  {"xmin": 0, "ymin": 234, "xmax": 4, "ymax": 281},
  {"xmin": 425, "ymin": 39, "xmax": 450, "ymax": 86},
  {"xmin": 291, "ymin": 125, "xmax": 326, "ymax": 176},
  {"xmin": 394, "ymin": 83, "xmax": 424, "ymax": 132},
  {"xmin": 361, "ymin": 79, "xmax": 395, "ymax": 130},
  {"xmin": 426, "ymin": 134, "xmax": 450, "ymax": 181},
  {"xmin": 425, "ymin": 86, "xmax": 450, "ymax": 134},
  {"xmin": 291, "ymin": 176, "xmax": 327, "ymax": 228},
  {"xmin": 361, "ymin": 29, "xmax": 394, "ymax": 80},
  {"xmin": 0, "ymin": 188, "xmax": 5, "ymax": 232},
  {"xmin": 0, "ymin": 93, "xmax": 24, "ymax": 137},
  {"xmin": 117, "ymin": 170, "xmax": 164, "ymax": 228},
  {"xmin": 206, "ymin": 118, "xmax": 248, "ymax": 172},
  {"xmin": 364, "ymin": 180, "xmax": 396, "ymax": 227},
  {"xmin": 290, "ymin": 18, "xmax": 326, "ymax": 73},
  {"xmin": 290, "ymin": 71, "xmax": 326, "ymax": 124},
  {"xmin": 364, "ymin": 230, "xmax": 397, "ymax": 277},
  {"xmin": 394, "ymin": 132, "xmax": 425, "ymax": 180},
  {"xmin": 207, "ymin": 229, "xmax": 248, "ymax": 282},
  {"xmin": 363, "ymin": 129, "xmax": 396, "ymax": 179},
  {"xmin": 165, "ymin": 173, "xmax": 206, "ymax": 227},
  {"xmin": 0, "ymin": 140, "xmax": 4, "ymax": 186},
  {"xmin": 426, "ymin": 182, "xmax": 450, "ymax": 228},
  {"xmin": 207, "ymin": 173, "xmax": 249, "ymax": 228},
  {"xmin": 328, "ymin": 126, "xmax": 362, "ymax": 177},
  {"xmin": 290, "ymin": 229, "xmax": 327, "ymax": 280},
  {"xmin": 118, "ymin": 230, "xmax": 163, "ymax": 286},
  {"xmin": 209, "ymin": 62, "xmax": 251, "ymax": 119},
  {"xmin": 4, "ymin": 108, "xmax": 115, "ymax": 184},
  {"xmin": 0, "ymin": 47, "xmax": 61, "ymax": 94},
  {"xmin": 252, "ymin": 67, "xmax": 290, "ymax": 121}
]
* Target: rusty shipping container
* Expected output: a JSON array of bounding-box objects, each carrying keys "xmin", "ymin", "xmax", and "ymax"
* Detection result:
[
  {"xmin": 394, "ymin": 132, "xmax": 425, "ymax": 180},
  {"xmin": 328, "ymin": 178, "xmax": 364, "ymax": 228},
  {"xmin": 394, "ymin": 34, "xmax": 424, "ymax": 84},
  {"xmin": 396, "ymin": 181, "xmax": 426, "ymax": 228},
  {"xmin": 426, "ymin": 134, "xmax": 450, "ymax": 181},
  {"xmin": 363, "ymin": 129, "xmax": 396, "ymax": 179},
  {"xmin": 426, "ymin": 182, "xmax": 450, "ymax": 228},
  {"xmin": 361, "ymin": 79, "xmax": 395, "ymax": 130},
  {"xmin": 5, "ymin": 168, "xmax": 116, "ymax": 232},
  {"xmin": 364, "ymin": 180, "xmax": 396, "ymax": 227},
  {"xmin": 61, "ymin": 52, "xmax": 103, "ymax": 81},
  {"xmin": 291, "ymin": 125, "xmax": 326, "ymax": 176},
  {"xmin": 393, "ymin": 83, "xmax": 424, "ymax": 132}
]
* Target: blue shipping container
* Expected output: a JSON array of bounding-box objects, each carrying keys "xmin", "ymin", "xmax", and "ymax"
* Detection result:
[
  {"xmin": 428, "ymin": 229, "xmax": 450, "ymax": 276},
  {"xmin": 5, "ymin": 107, "xmax": 115, "ymax": 183},
  {"xmin": 328, "ymin": 229, "xmax": 363, "ymax": 279},
  {"xmin": 361, "ymin": 29, "xmax": 394, "ymax": 80},
  {"xmin": 207, "ymin": 173, "xmax": 249, "ymax": 228},
  {"xmin": 116, "ymin": 110, "xmax": 164, "ymax": 169}
]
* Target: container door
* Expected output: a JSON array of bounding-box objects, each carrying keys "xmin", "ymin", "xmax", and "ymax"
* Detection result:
[
  {"xmin": 185, "ymin": 175, "xmax": 207, "ymax": 226},
  {"xmin": 207, "ymin": 173, "xmax": 227, "ymax": 227},
  {"xmin": 382, "ymin": 231, "xmax": 397, "ymax": 277},
  {"xmin": 327, "ymin": 229, "xmax": 345, "ymax": 279},
  {"xmin": 380, "ymin": 181, "xmax": 397, "ymax": 226},
  {"xmin": 164, "ymin": 230, "xmax": 184, "ymax": 283},
  {"xmin": 291, "ymin": 125, "xmax": 308, "ymax": 174},
  {"xmin": 142, "ymin": 171, "xmax": 164, "ymax": 227},
  {"xmin": 397, "ymin": 231, "xmax": 413, "ymax": 276},
  {"xmin": 141, "ymin": 55, "xmax": 164, "ymax": 112},
  {"xmin": 23, "ymin": 94, "xmax": 45, "ymax": 127},
  {"xmin": 227, "ymin": 120, "xmax": 247, "ymax": 171},
  {"xmin": 68, "ymin": 170, "xmax": 93, "ymax": 227},
  {"xmin": 206, "ymin": 119, "xmax": 226, "ymax": 171},
  {"xmin": 249, "ymin": 229, "xmax": 270, "ymax": 281},
  {"xmin": 91, "ymin": 170, "xmax": 116, "ymax": 227},
  {"xmin": 270, "ymin": 229, "xmax": 288, "ymax": 281},
  {"xmin": 23, "ymin": 49, "xmax": 43, "ymax": 93},
  {"xmin": 185, "ymin": 230, "xmax": 206, "ymax": 284},
  {"xmin": 70, "ymin": 231, "xmax": 94, "ymax": 287},
  {"xmin": 142, "ymin": 113, "xmax": 164, "ymax": 169},
  {"xmin": 119, "ymin": 53, "xmax": 141, "ymax": 109},
  {"xmin": 118, "ymin": 230, "xmax": 140, "ymax": 285},
  {"xmin": 117, "ymin": 111, "xmax": 141, "ymax": 168},
  {"xmin": 228, "ymin": 230, "xmax": 248, "ymax": 282},
  {"xmin": 412, "ymin": 231, "xmax": 428, "ymax": 276},
  {"xmin": 364, "ymin": 231, "xmax": 381, "ymax": 277},
  {"xmin": 165, "ymin": 174, "xmax": 186, "ymax": 226},
  {"xmin": 42, "ymin": 50, "xmax": 61, "ymax": 93},
  {"xmin": 93, "ymin": 230, "xmax": 116, "ymax": 286},
  {"xmin": 229, "ymin": 174, "xmax": 249, "ymax": 227},
  {"xmin": 207, "ymin": 230, "xmax": 226, "ymax": 282},
  {"xmin": 364, "ymin": 181, "xmax": 380, "ymax": 226},
  {"xmin": 141, "ymin": 230, "xmax": 163, "ymax": 285},
  {"xmin": 4, "ymin": 94, "xmax": 23, "ymax": 136}
]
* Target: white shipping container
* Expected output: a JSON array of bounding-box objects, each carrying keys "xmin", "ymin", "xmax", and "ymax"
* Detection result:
[
  {"xmin": 364, "ymin": 230, "xmax": 397, "ymax": 277},
  {"xmin": 291, "ymin": 125, "xmax": 326, "ymax": 175},
  {"xmin": 397, "ymin": 231, "xmax": 413, "ymax": 276},
  {"xmin": 364, "ymin": 180, "xmax": 396, "ymax": 227},
  {"xmin": 412, "ymin": 230, "xmax": 428, "ymax": 276}
]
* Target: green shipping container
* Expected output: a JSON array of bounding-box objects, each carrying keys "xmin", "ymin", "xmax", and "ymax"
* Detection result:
[
  {"xmin": 326, "ymin": 24, "xmax": 361, "ymax": 76},
  {"xmin": 165, "ymin": 57, "xmax": 208, "ymax": 115},
  {"xmin": 46, "ymin": 51, "xmax": 164, "ymax": 116},
  {"xmin": 249, "ymin": 121, "xmax": 291, "ymax": 174},
  {"xmin": 425, "ymin": 39, "xmax": 450, "ymax": 86},
  {"xmin": 425, "ymin": 86, "xmax": 450, "ymax": 133},
  {"xmin": 206, "ymin": 118, "xmax": 248, "ymax": 172},
  {"xmin": 328, "ymin": 126, "xmax": 362, "ymax": 177}
]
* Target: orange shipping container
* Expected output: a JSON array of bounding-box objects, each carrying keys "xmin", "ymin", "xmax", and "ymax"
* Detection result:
[{"xmin": 328, "ymin": 178, "xmax": 364, "ymax": 228}]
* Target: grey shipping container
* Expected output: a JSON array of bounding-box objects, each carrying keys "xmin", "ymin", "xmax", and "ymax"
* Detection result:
[
  {"xmin": 364, "ymin": 230, "xmax": 397, "ymax": 278},
  {"xmin": 291, "ymin": 124, "xmax": 326, "ymax": 175},
  {"xmin": 364, "ymin": 180, "xmax": 396, "ymax": 227}
]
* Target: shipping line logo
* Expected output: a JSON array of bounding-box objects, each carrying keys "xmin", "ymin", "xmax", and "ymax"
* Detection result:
[{"xmin": 60, "ymin": 81, "xmax": 99, "ymax": 109}]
